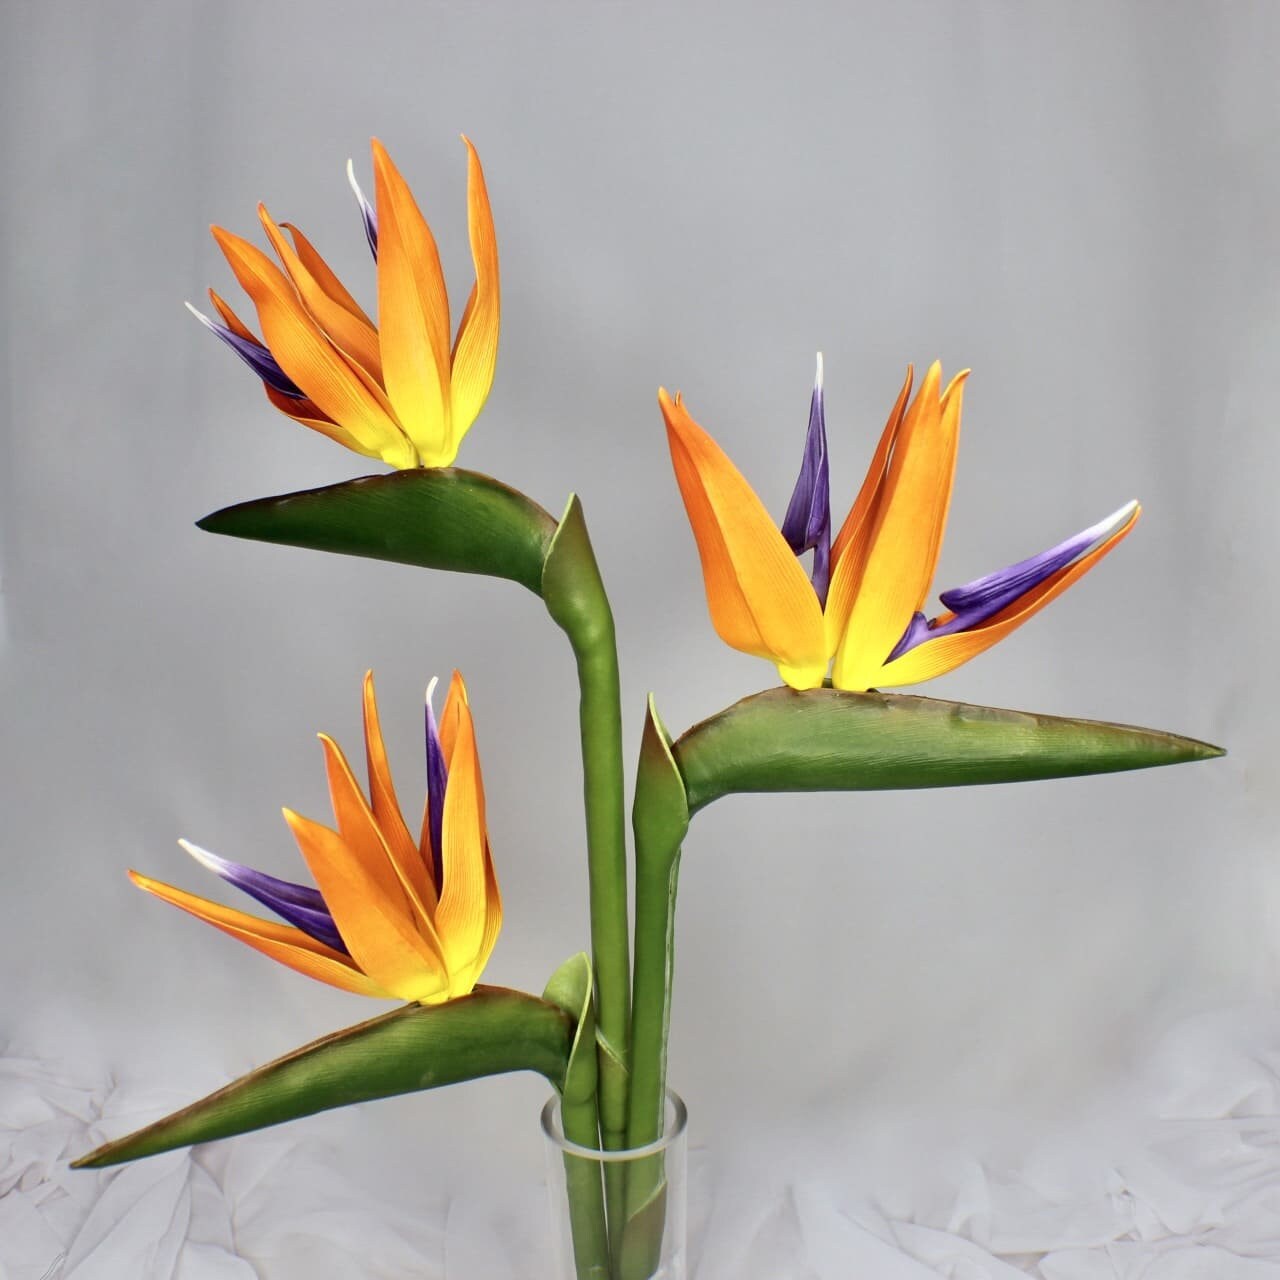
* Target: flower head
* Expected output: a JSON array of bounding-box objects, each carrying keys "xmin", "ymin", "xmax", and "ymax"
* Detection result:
[
  {"xmin": 130, "ymin": 671, "xmax": 502, "ymax": 1004},
  {"xmin": 662, "ymin": 359, "xmax": 1140, "ymax": 692},
  {"xmin": 188, "ymin": 138, "xmax": 499, "ymax": 470}
]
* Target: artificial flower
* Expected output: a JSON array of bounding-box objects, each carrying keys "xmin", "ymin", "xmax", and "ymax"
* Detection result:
[
  {"xmin": 186, "ymin": 138, "xmax": 499, "ymax": 469},
  {"xmin": 130, "ymin": 671, "xmax": 501, "ymax": 1004},
  {"xmin": 661, "ymin": 357, "xmax": 1140, "ymax": 692}
]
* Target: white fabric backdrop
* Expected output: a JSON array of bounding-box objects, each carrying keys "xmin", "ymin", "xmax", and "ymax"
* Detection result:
[
  {"xmin": 2, "ymin": 0, "xmax": 1276, "ymax": 1274},
  {"xmin": 8, "ymin": 1005, "xmax": 1280, "ymax": 1277}
]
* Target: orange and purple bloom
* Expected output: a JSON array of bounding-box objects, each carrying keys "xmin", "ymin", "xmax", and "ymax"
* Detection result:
[
  {"xmin": 662, "ymin": 357, "xmax": 1139, "ymax": 691},
  {"xmin": 187, "ymin": 139, "xmax": 499, "ymax": 470},
  {"xmin": 130, "ymin": 671, "xmax": 502, "ymax": 1004}
]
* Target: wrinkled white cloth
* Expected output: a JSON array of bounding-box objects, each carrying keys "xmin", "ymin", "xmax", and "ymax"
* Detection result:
[
  {"xmin": 4, "ymin": 1008, "xmax": 1280, "ymax": 1278},
  {"xmin": 0, "ymin": 1056, "xmax": 448, "ymax": 1280},
  {"xmin": 693, "ymin": 1007, "xmax": 1280, "ymax": 1279}
]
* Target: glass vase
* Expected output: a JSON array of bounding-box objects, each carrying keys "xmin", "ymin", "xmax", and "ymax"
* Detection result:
[{"xmin": 541, "ymin": 1089, "xmax": 688, "ymax": 1280}]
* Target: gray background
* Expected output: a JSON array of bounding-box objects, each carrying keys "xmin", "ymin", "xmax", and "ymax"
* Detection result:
[{"xmin": 1, "ymin": 0, "xmax": 1272, "ymax": 1222}]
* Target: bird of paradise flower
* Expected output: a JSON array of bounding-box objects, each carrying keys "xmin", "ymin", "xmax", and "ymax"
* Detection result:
[
  {"xmin": 130, "ymin": 671, "xmax": 501, "ymax": 1005},
  {"xmin": 662, "ymin": 356, "xmax": 1139, "ymax": 692},
  {"xmin": 186, "ymin": 138, "xmax": 498, "ymax": 470}
]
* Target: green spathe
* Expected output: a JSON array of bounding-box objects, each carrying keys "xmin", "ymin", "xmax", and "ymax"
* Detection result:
[
  {"xmin": 673, "ymin": 686, "xmax": 1225, "ymax": 813},
  {"xmin": 197, "ymin": 468, "xmax": 558, "ymax": 594},
  {"xmin": 73, "ymin": 986, "xmax": 573, "ymax": 1169}
]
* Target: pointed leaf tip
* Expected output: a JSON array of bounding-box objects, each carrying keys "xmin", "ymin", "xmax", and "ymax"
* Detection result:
[
  {"xmin": 542, "ymin": 953, "xmax": 597, "ymax": 1106},
  {"xmin": 634, "ymin": 694, "xmax": 690, "ymax": 866}
]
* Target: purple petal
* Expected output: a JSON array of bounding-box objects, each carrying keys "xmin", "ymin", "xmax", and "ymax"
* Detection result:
[
  {"xmin": 424, "ymin": 678, "xmax": 448, "ymax": 897},
  {"xmin": 779, "ymin": 353, "xmax": 833, "ymax": 606},
  {"xmin": 185, "ymin": 303, "xmax": 305, "ymax": 400},
  {"xmin": 346, "ymin": 159, "xmax": 378, "ymax": 260},
  {"xmin": 885, "ymin": 611, "xmax": 933, "ymax": 662},
  {"xmin": 179, "ymin": 839, "xmax": 348, "ymax": 954},
  {"xmin": 886, "ymin": 500, "xmax": 1140, "ymax": 662}
]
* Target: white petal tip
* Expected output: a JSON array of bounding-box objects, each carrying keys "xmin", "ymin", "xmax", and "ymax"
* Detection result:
[
  {"xmin": 814, "ymin": 351, "xmax": 824, "ymax": 389},
  {"xmin": 1082, "ymin": 500, "xmax": 1142, "ymax": 555},
  {"xmin": 1107, "ymin": 499, "xmax": 1141, "ymax": 530},
  {"xmin": 178, "ymin": 838, "xmax": 224, "ymax": 872},
  {"xmin": 345, "ymin": 158, "xmax": 369, "ymax": 204}
]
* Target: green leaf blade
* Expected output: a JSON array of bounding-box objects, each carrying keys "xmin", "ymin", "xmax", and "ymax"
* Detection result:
[
  {"xmin": 73, "ymin": 987, "xmax": 572, "ymax": 1169},
  {"xmin": 197, "ymin": 469, "xmax": 558, "ymax": 594},
  {"xmin": 674, "ymin": 687, "xmax": 1224, "ymax": 814}
]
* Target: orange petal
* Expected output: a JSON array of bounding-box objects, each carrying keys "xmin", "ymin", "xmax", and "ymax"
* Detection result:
[
  {"xmin": 449, "ymin": 839, "xmax": 502, "ymax": 997},
  {"xmin": 433, "ymin": 691, "xmax": 491, "ymax": 985},
  {"xmin": 831, "ymin": 364, "xmax": 967, "ymax": 690},
  {"xmin": 258, "ymin": 206, "xmax": 384, "ymax": 382},
  {"xmin": 318, "ymin": 734, "xmax": 444, "ymax": 959},
  {"xmin": 371, "ymin": 140, "xmax": 453, "ymax": 465},
  {"xmin": 874, "ymin": 502, "xmax": 1141, "ymax": 687},
  {"xmin": 208, "ymin": 288, "xmax": 260, "ymax": 344},
  {"xmin": 283, "ymin": 808, "xmax": 448, "ymax": 1003},
  {"xmin": 280, "ymin": 221, "xmax": 374, "ymax": 325},
  {"xmin": 449, "ymin": 137, "xmax": 500, "ymax": 443},
  {"xmin": 475, "ymin": 836, "xmax": 503, "ymax": 981},
  {"xmin": 661, "ymin": 390, "xmax": 827, "ymax": 688},
  {"xmin": 211, "ymin": 225, "xmax": 417, "ymax": 468},
  {"xmin": 221, "ymin": 296, "xmax": 342, "ymax": 439},
  {"xmin": 913, "ymin": 369, "xmax": 969, "ymax": 606},
  {"xmin": 128, "ymin": 870, "xmax": 389, "ymax": 997},
  {"xmin": 824, "ymin": 366, "xmax": 914, "ymax": 652},
  {"xmin": 437, "ymin": 670, "xmax": 467, "ymax": 766},
  {"xmin": 263, "ymin": 384, "xmax": 383, "ymax": 458},
  {"xmin": 361, "ymin": 672, "xmax": 436, "ymax": 912},
  {"xmin": 454, "ymin": 711, "xmax": 498, "ymax": 993}
]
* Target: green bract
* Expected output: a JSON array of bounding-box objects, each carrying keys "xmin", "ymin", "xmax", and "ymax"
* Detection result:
[
  {"xmin": 74, "ymin": 986, "xmax": 574, "ymax": 1169},
  {"xmin": 198, "ymin": 468, "xmax": 558, "ymax": 594},
  {"xmin": 674, "ymin": 686, "xmax": 1224, "ymax": 812}
]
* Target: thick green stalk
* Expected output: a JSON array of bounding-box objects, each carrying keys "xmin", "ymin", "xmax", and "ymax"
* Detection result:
[
  {"xmin": 626, "ymin": 699, "xmax": 689, "ymax": 1153},
  {"xmin": 560, "ymin": 1101, "xmax": 610, "ymax": 1280},
  {"xmin": 542, "ymin": 497, "xmax": 632, "ymax": 1162},
  {"xmin": 625, "ymin": 849, "xmax": 681, "ymax": 1154},
  {"xmin": 621, "ymin": 699, "xmax": 690, "ymax": 1277},
  {"xmin": 545, "ymin": 955, "xmax": 611, "ymax": 1280},
  {"xmin": 619, "ymin": 847, "xmax": 681, "ymax": 1279},
  {"xmin": 577, "ymin": 611, "xmax": 630, "ymax": 1272}
]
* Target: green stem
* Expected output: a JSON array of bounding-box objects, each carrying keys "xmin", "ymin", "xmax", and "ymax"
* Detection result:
[
  {"xmin": 619, "ymin": 848, "xmax": 681, "ymax": 1279},
  {"xmin": 621, "ymin": 699, "xmax": 690, "ymax": 1276},
  {"xmin": 574, "ymin": 627, "xmax": 631, "ymax": 1151},
  {"xmin": 626, "ymin": 848, "xmax": 681, "ymax": 1152},
  {"xmin": 559, "ymin": 1097, "xmax": 610, "ymax": 1279},
  {"xmin": 541, "ymin": 497, "xmax": 632, "ymax": 1162},
  {"xmin": 572, "ymin": 618, "xmax": 631, "ymax": 1269},
  {"xmin": 625, "ymin": 698, "xmax": 688, "ymax": 1152},
  {"xmin": 545, "ymin": 953, "xmax": 610, "ymax": 1279}
]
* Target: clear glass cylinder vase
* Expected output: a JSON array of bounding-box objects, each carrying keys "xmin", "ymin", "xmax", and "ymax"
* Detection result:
[{"xmin": 541, "ymin": 1089, "xmax": 688, "ymax": 1280}]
